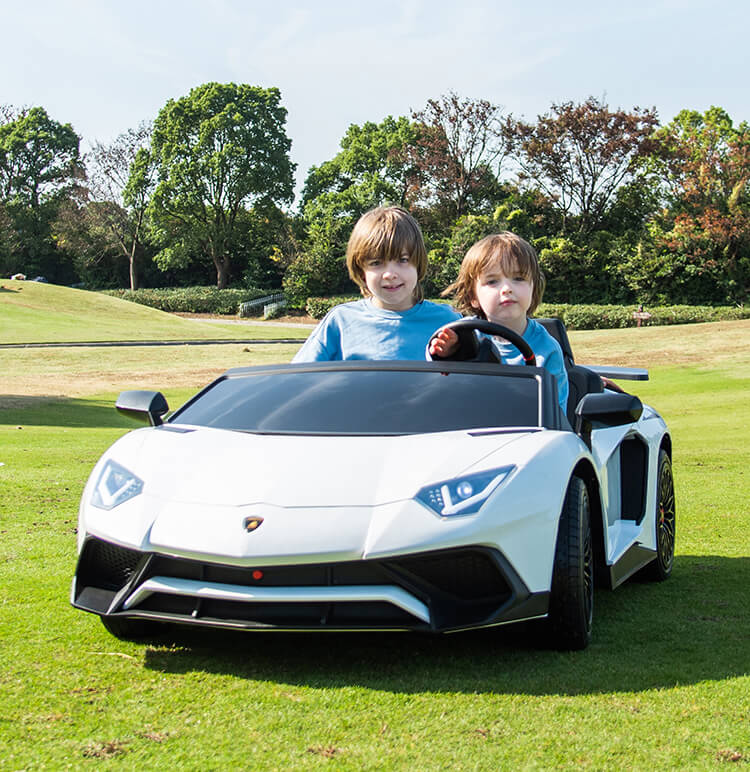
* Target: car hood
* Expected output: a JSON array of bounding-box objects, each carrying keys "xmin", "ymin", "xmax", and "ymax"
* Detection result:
[{"xmin": 115, "ymin": 425, "xmax": 529, "ymax": 508}]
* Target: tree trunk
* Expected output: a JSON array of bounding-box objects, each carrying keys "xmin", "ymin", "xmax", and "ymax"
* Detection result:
[
  {"xmin": 215, "ymin": 259, "xmax": 229, "ymax": 289},
  {"xmin": 129, "ymin": 258, "xmax": 138, "ymax": 290},
  {"xmin": 128, "ymin": 245, "xmax": 138, "ymax": 290}
]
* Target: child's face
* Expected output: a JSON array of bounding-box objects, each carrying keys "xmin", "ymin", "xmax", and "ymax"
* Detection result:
[
  {"xmin": 471, "ymin": 260, "xmax": 533, "ymax": 335},
  {"xmin": 363, "ymin": 253, "xmax": 418, "ymax": 311}
]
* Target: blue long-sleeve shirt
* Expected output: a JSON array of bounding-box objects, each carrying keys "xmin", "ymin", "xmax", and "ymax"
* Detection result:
[{"xmin": 292, "ymin": 298, "xmax": 461, "ymax": 361}]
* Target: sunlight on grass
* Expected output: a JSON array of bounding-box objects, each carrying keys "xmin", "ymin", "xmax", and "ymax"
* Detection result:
[
  {"xmin": 0, "ymin": 319, "xmax": 748, "ymax": 769},
  {"xmin": 0, "ymin": 279, "xmax": 307, "ymax": 343}
]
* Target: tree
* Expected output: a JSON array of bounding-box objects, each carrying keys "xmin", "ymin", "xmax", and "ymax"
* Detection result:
[
  {"xmin": 409, "ymin": 92, "xmax": 508, "ymax": 232},
  {"xmin": 300, "ymin": 116, "xmax": 417, "ymax": 210},
  {"xmin": 84, "ymin": 123, "xmax": 154, "ymax": 289},
  {"xmin": 0, "ymin": 106, "xmax": 82, "ymax": 280},
  {"xmin": 638, "ymin": 107, "xmax": 750, "ymax": 303},
  {"xmin": 52, "ymin": 191, "xmax": 129, "ymax": 288},
  {"xmin": 0, "ymin": 202, "xmax": 20, "ymax": 275},
  {"xmin": 285, "ymin": 117, "xmax": 418, "ymax": 304},
  {"xmin": 148, "ymin": 82, "xmax": 295, "ymax": 288},
  {"xmin": 650, "ymin": 107, "xmax": 746, "ymax": 212},
  {"xmin": 0, "ymin": 106, "xmax": 81, "ymax": 208},
  {"xmin": 299, "ymin": 116, "xmax": 417, "ymax": 256},
  {"xmin": 506, "ymin": 97, "xmax": 658, "ymax": 234}
]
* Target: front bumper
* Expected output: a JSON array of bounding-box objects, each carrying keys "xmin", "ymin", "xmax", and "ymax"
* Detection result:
[{"xmin": 72, "ymin": 536, "xmax": 549, "ymax": 633}]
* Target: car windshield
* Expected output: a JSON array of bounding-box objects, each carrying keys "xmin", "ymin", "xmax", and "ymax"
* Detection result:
[{"xmin": 170, "ymin": 365, "xmax": 544, "ymax": 435}]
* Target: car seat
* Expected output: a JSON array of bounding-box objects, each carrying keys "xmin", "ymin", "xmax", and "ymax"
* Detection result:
[{"xmin": 537, "ymin": 318, "xmax": 603, "ymax": 426}]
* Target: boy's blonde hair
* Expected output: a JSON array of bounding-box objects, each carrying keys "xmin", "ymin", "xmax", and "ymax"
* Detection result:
[
  {"xmin": 346, "ymin": 206, "xmax": 428, "ymax": 303},
  {"xmin": 444, "ymin": 232, "xmax": 546, "ymax": 317}
]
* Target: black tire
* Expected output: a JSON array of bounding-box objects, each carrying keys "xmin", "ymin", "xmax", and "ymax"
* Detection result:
[
  {"xmin": 641, "ymin": 449, "xmax": 676, "ymax": 581},
  {"xmin": 100, "ymin": 615, "xmax": 161, "ymax": 641},
  {"xmin": 547, "ymin": 476, "xmax": 593, "ymax": 650}
]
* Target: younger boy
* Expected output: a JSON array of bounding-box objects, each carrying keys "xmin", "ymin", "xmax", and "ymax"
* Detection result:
[
  {"xmin": 292, "ymin": 206, "xmax": 460, "ymax": 361},
  {"xmin": 429, "ymin": 232, "xmax": 569, "ymax": 413}
]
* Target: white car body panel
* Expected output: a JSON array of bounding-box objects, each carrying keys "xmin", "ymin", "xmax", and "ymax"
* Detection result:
[
  {"xmin": 79, "ymin": 426, "xmax": 593, "ymax": 594},
  {"xmin": 72, "ymin": 354, "xmax": 672, "ymax": 644}
]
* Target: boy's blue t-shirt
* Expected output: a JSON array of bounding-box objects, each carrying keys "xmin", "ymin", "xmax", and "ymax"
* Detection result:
[
  {"xmin": 485, "ymin": 318, "xmax": 570, "ymax": 413},
  {"xmin": 292, "ymin": 298, "xmax": 461, "ymax": 362}
]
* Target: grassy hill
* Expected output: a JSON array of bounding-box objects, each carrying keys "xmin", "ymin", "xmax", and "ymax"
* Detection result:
[{"xmin": 0, "ymin": 280, "xmax": 306, "ymax": 344}]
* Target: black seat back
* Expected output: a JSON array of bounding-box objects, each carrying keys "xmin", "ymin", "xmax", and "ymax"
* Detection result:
[
  {"xmin": 537, "ymin": 317, "xmax": 575, "ymax": 369},
  {"xmin": 537, "ymin": 318, "xmax": 603, "ymax": 425}
]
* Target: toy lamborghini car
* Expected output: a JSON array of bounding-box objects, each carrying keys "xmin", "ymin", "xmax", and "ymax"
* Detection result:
[{"xmin": 71, "ymin": 319, "xmax": 675, "ymax": 650}]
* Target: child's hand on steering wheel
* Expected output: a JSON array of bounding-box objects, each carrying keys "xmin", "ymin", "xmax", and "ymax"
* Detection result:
[{"xmin": 429, "ymin": 327, "xmax": 460, "ymax": 358}]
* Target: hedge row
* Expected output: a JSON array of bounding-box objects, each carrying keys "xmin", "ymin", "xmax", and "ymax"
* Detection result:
[
  {"xmin": 103, "ymin": 287, "xmax": 274, "ymax": 315},
  {"xmin": 536, "ymin": 303, "xmax": 750, "ymax": 329},
  {"xmin": 305, "ymin": 296, "xmax": 360, "ymax": 318},
  {"xmin": 305, "ymin": 296, "xmax": 749, "ymax": 329}
]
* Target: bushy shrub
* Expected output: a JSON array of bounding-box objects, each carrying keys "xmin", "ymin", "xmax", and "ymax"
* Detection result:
[
  {"xmin": 282, "ymin": 251, "xmax": 355, "ymax": 308},
  {"xmin": 305, "ymin": 296, "xmax": 359, "ymax": 318},
  {"xmin": 535, "ymin": 303, "xmax": 749, "ymax": 329},
  {"xmin": 102, "ymin": 286, "xmax": 273, "ymax": 315},
  {"xmin": 303, "ymin": 297, "xmax": 749, "ymax": 327}
]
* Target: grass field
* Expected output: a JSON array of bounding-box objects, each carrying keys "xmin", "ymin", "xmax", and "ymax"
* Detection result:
[
  {"xmin": 0, "ymin": 279, "xmax": 308, "ymax": 343},
  {"xmin": 0, "ymin": 295, "xmax": 748, "ymax": 769}
]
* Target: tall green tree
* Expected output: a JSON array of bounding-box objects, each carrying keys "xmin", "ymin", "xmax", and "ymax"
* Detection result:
[
  {"xmin": 285, "ymin": 116, "xmax": 417, "ymax": 304},
  {"xmin": 300, "ymin": 116, "xmax": 417, "ymax": 210},
  {"xmin": 148, "ymin": 82, "xmax": 295, "ymax": 288},
  {"xmin": 299, "ymin": 116, "xmax": 417, "ymax": 254},
  {"xmin": 0, "ymin": 106, "xmax": 82, "ymax": 279}
]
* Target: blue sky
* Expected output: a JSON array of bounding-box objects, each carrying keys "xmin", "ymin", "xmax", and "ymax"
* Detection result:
[{"xmin": 3, "ymin": 0, "xmax": 747, "ymax": 202}]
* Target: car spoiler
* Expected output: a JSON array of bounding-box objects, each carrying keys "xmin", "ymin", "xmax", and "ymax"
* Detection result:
[{"xmin": 581, "ymin": 365, "xmax": 649, "ymax": 381}]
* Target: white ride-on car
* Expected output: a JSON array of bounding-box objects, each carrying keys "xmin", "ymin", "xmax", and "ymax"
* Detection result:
[{"xmin": 71, "ymin": 318, "xmax": 675, "ymax": 650}]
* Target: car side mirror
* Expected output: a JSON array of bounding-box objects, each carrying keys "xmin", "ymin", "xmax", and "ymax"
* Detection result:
[
  {"xmin": 116, "ymin": 390, "xmax": 169, "ymax": 426},
  {"xmin": 574, "ymin": 392, "xmax": 643, "ymax": 447}
]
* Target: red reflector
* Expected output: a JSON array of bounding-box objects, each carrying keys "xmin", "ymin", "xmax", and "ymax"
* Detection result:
[{"xmin": 252, "ymin": 570, "xmax": 263, "ymax": 581}]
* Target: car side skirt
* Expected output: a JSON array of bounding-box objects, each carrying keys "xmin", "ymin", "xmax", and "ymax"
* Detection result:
[{"xmin": 609, "ymin": 542, "xmax": 657, "ymax": 588}]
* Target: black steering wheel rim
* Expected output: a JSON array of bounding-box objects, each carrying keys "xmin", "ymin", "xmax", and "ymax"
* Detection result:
[{"xmin": 433, "ymin": 318, "xmax": 536, "ymax": 366}]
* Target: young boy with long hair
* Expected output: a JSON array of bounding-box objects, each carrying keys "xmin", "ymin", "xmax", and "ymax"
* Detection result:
[
  {"xmin": 429, "ymin": 232, "xmax": 569, "ymax": 412},
  {"xmin": 293, "ymin": 206, "xmax": 460, "ymax": 361}
]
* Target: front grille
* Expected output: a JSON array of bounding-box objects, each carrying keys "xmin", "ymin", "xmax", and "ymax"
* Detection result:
[
  {"xmin": 390, "ymin": 550, "xmax": 507, "ymax": 599},
  {"xmin": 75, "ymin": 538, "xmax": 515, "ymax": 630},
  {"xmin": 77, "ymin": 539, "xmax": 142, "ymax": 590}
]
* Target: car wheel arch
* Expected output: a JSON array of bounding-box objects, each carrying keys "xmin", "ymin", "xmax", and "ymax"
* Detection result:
[{"xmin": 660, "ymin": 433, "xmax": 672, "ymax": 461}]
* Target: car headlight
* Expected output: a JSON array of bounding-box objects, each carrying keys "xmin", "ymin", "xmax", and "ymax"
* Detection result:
[
  {"xmin": 416, "ymin": 466, "xmax": 515, "ymax": 517},
  {"xmin": 91, "ymin": 460, "xmax": 144, "ymax": 510}
]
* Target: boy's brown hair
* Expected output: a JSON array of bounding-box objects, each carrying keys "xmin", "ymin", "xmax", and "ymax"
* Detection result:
[
  {"xmin": 346, "ymin": 206, "xmax": 428, "ymax": 303},
  {"xmin": 444, "ymin": 232, "xmax": 546, "ymax": 317}
]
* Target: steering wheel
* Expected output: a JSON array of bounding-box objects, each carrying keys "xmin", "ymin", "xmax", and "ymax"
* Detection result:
[{"xmin": 430, "ymin": 318, "xmax": 536, "ymax": 366}]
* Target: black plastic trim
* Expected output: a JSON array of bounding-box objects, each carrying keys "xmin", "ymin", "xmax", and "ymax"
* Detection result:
[{"xmin": 72, "ymin": 537, "xmax": 547, "ymax": 633}]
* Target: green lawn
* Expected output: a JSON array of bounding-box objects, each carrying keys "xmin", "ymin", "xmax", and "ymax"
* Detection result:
[
  {"xmin": 0, "ymin": 318, "xmax": 748, "ymax": 769},
  {"xmin": 0, "ymin": 280, "xmax": 307, "ymax": 343}
]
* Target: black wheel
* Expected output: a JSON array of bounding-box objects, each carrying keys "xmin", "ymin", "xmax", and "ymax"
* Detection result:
[
  {"xmin": 547, "ymin": 476, "xmax": 593, "ymax": 650},
  {"xmin": 641, "ymin": 449, "xmax": 676, "ymax": 581},
  {"xmin": 100, "ymin": 615, "xmax": 162, "ymax": 640}
]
